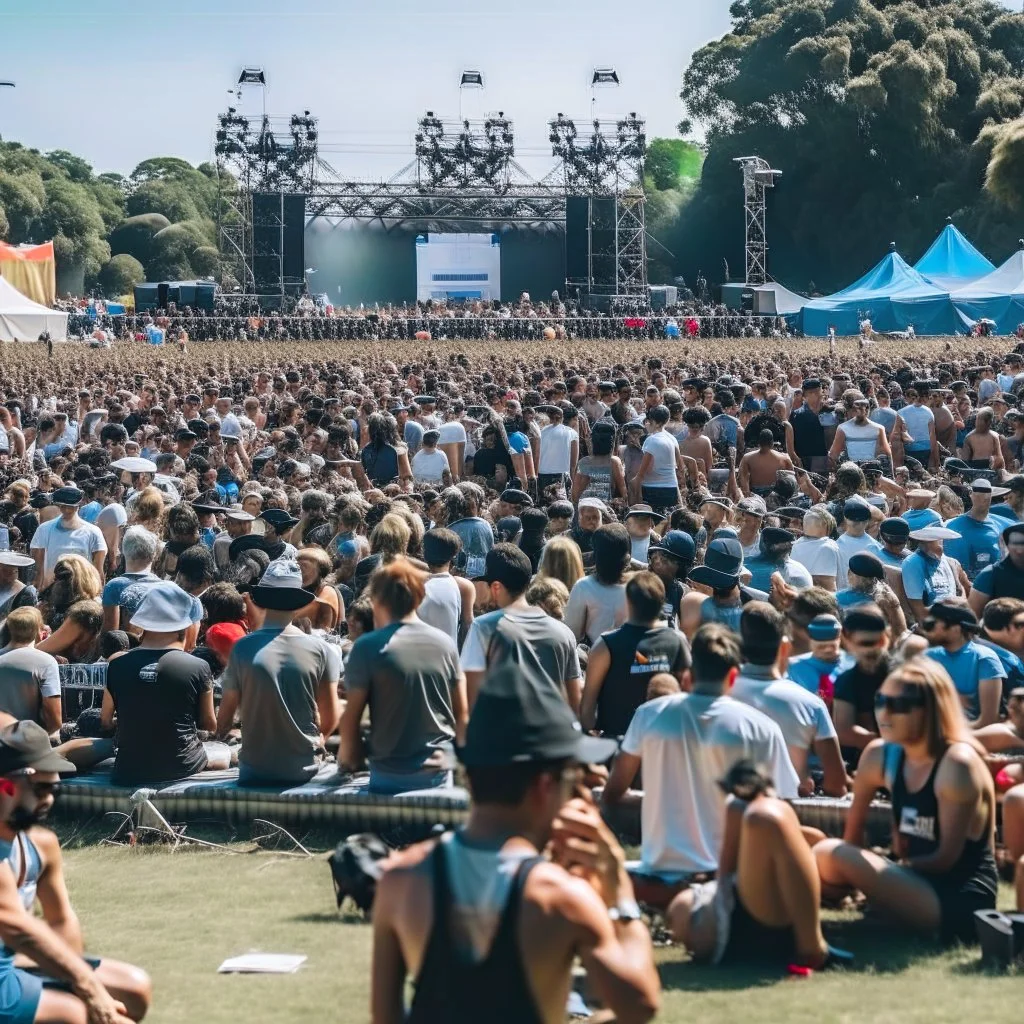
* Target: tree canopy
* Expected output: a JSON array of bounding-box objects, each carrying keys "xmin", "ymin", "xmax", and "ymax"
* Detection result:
[
  {"xmin": 0, "ymin": 143, "xmax": 221, "ymax": 296},
  {"xmin": 673, "ymin": 0, "xmax": 1024, "ymax": 292}
]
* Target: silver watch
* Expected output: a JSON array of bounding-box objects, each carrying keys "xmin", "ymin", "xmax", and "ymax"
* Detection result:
[{"xmin": 608, "ymin": 898, "xmax": 642, "ymax": 922}]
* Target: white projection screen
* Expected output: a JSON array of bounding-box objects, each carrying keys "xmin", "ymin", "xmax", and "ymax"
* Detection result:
[{"xmin": 415, "ymin": 233, "xmax": 501, "ymax": 302}]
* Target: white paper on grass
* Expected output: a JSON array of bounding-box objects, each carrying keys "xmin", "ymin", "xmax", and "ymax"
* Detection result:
[{"xmin": 217, "ymin": 954, "xmax": 307, "ymax": 974}]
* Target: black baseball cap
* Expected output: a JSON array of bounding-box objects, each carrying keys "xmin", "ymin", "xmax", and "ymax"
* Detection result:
[
  {"xmin": 879, "ymin": 517, "xmax": 910, "ymax": 541},
  {"xmin": 459, "ymin": 664, "xmax": 618, "ymax": 767},
  {"xmin": 500, "ymin": 488, "xmax": 533, "ymax": 508},
  {"xmin": 0, "ymin": 721, "xmax": 75, "ymax": 775},
  {"xmin": 472, "ymin": 543, "xmax": 532, "ymax": 593},
  {"xmin": 928, "ymin": 599, "xmax": 980, "ymax": 631},
  {"xmin": 848, "ymin": 552, "xmax": 885, "ymax": 580}
]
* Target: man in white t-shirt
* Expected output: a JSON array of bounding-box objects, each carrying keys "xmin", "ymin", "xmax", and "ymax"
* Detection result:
[
  {"xmin": 29, "ymin": 486, "xmax": 107, "ymax": 589},
  {"xmin": 631, "ymin": 405, "xmax": 684, "ymax": 514},
  {"xmin": 603, "ymin": 622, "xmax": 798, "ymax": 880},
  {"xmin": 536, "ymin": 404, "xmax": 579, "ymax": 497},
  {"xmin": 410, "ymin": 430, "xmax": 452, "ymax": 485},
  {"xmin": 836, "ymin": 497, "xmax": 882, "ymax": 583},
  {"xmin": 732, "ymin": 602, "xmax": 847, "ymax": 796}
]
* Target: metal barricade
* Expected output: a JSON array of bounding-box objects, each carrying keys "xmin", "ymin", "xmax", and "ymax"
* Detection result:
[{"xmin": 59, "ymin": 663, "xmax": 107, "ymax": 722}]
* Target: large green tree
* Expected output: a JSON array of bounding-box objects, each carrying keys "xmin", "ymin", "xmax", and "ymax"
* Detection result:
[{"xmin": 675, "ymin": 0, "xmax": 1024, "ymax": 292}]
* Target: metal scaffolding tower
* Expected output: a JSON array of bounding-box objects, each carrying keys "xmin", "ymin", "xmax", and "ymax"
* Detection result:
[{"xmin": 734, "ymin": 156, "xmax": 781, "ymax": 286}]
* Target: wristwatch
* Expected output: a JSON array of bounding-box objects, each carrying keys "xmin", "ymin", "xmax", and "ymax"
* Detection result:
[{"xmin": 608, "ymin": 898, "xmax": 643, "ymax": 923}]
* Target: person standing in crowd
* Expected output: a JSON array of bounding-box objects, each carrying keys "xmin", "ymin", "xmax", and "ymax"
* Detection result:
[
  {"xmin": 217, "ymin": 560, "xmax": 341, "ymax": 785},
  {"xmin": 417, "ymin": 528, "xmax": 475, "ymax": 647},
  {"xmin": 631, "ymin": 405, "xmax": 685, "ymax": 514},
  {"xmin": 902, "ymin": 525, "xmax": 963, "ymax": 623},
  {"xmin": 790, "ymin": 378, "xmax": 828, "ymax": 474},
  {"xmin": 461, "ymin": 545, "xmax": 582, "ymax": 711},
  {"xmin": 603, "ymin": 623, "xmax": 798, "ymax": 883},
  {"xmin": 968, "ymin": 520, "xmax": 1024, "ymax": 615},
  {"xmin": 943, "ymin": 479, "xmax": 1013, "ymax": 582},
  {"xmin": 900, "ymin": 386, "xmax": 938, "ymax": 471},
  {"xmin": 371, "ymin": 666, "xmax": 660, "ymax": 1024},
  {"xmin": 732, "ymin": 603, "xmax": 846, "ymax": 796},
  {"xmin": 341, "ymin": 559, "xmax": 466, "ymax": 794},
  {"xmin": 580, "ymin": 572, "xmax": 691, "ymax": 737},
  {"xmin": 28, "ymin": 487, "xmax": 106, "ymax": 590},
  {"xmin": 536, "ymin": 404, "xmax": 578, "ymax": 500},
  {"xmin": 835, "ymin": 498, "xmax": 882, "ymax": 583},
  {"xmin": 832, "ymin": 606, "xmax": 892, "ymax": 758},
  {"xmin": 791, "ymin": 506, "xmax": 841, "ymax": 590},
  {"xmin": 922, "ymin": 599, "xmax": 1005, "ymax": 729},
  {"xmin": 563, "ymin": 524, "xmax": 631, "ymax": 647}
]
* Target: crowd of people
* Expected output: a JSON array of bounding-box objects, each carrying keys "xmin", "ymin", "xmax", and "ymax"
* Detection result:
[
  {"xmin": 58, "ymin": 293, "xmax": 787, "ymax": 346},
  {"xmin": 0, "ymin": 333, "xmax": 1023, "ymax": 1019}
]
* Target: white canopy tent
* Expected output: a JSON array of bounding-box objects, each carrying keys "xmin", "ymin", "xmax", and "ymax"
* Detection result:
[{"xmin": 0, "ymin": 276, "xmax": 68, "ymax": 342}]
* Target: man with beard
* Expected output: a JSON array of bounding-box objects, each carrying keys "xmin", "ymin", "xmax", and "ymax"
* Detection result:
[{"xmin": 0, "ymin": 722, "xmax": 152, "ymax": 1023}]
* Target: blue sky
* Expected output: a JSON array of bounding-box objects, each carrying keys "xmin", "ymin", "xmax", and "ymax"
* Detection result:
[
  {"xmin": 0, "ymin": 1, "xmax": 1019, "ymax": 181},
  {"xmin": 0, "ymin": 0, "xmax": 731, "ymax": 178}
]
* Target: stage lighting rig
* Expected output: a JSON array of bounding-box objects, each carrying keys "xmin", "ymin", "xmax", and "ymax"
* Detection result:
[
  {"xmin": 414, "ymin": 111, "xmax": 515, "ymax": 191},
  {"xmin": 549, "ymin": 112, "xmax": 645, "ymax": 195}
]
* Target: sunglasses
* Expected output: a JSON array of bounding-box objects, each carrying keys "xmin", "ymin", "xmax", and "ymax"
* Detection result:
[
  {"xmin": 874, "ymin": 689, "xmax": 926, "ymax": 715},
  {"xmin": 30, "ymin": 781, "xmax": 61, "ymax": 799}
]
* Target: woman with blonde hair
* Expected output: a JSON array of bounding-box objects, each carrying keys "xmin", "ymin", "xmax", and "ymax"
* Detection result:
[
  {"xmin": 525, "ymin": 576, "xmax": 570, "ymax": 620},
  {"xmin": 295, "ymin": 545, "xmax": 342, "ymax": 632},
  {"xmin": 814, "ymin": 657, "xmax": 997, "ymax": 942},
  {"xmin": 38, "ymin": 554, "xmax": 102, "ymax": 631},
  {"xmin": 128, "ymin": 485, "xmax": 165, "ymax": 535},
  {"xmin": 934, "ymin": 484, "xmax": 964, "ymax": 522},
  {"xmin": 536, "ymin": 535, "xmax": 585, "ymax": 593}
]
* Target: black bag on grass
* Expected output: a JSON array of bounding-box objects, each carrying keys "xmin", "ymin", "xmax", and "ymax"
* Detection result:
[{"xmin": 328, "ymin": 833, "xmax": 390, "ymax": 914}]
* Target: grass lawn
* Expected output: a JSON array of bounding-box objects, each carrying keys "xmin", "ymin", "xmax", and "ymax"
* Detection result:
[{"xmin": 56, "ymin": 828, "xmax": 1020, "ymax": 1024}]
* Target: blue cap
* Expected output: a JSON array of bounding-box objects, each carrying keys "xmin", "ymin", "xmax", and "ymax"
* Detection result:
[
  {"xmin": 648, "ymin": 530, "xmax": 696, "ymax": 562},
  {"xmin": 807, "ymin": 614, "xmax": 842, "ymax": 641}
]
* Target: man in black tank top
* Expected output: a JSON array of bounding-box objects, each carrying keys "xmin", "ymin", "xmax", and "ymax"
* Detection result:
[{"xmin": 372, "ymin": 666, "xmax": 660, "ymax": 1024}]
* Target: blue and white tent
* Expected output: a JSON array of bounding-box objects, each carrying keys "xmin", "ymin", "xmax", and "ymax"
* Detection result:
[
  {"xmin": 797, "ymin": 246, "xmax": 960, "ymax": 336},
  {"xmin": 914, "ymin": 222, "xmax": 995, "ymax": 291},
  {"xmin": 952, "ymin": 245, "xmax": 1024, "ymax": 334}
]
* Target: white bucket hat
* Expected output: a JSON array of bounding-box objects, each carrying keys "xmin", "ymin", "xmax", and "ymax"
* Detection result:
[{"xmin": 130, "ymin": 582, "xmax": 197, "ymax": 632}]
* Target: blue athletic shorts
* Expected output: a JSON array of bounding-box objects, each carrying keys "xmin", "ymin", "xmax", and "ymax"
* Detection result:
[{"xmin": 0, "ymin": 956, "xmax": 101, "ymax": 1023}]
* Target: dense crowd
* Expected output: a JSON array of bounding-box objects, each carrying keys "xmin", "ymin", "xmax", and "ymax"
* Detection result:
[
  {"xmin": 0, "ymin": 334, "xmax": 1024, "ymax": 1019},
  {"xmin": 58, "ymin": 294, "xmax": 787, "ymax": 344}
]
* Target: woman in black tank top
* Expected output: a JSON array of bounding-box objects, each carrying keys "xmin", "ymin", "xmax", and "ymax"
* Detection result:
[{"xmin": 814, "ymin": 658, "xmax": 998, "ymax": 942}]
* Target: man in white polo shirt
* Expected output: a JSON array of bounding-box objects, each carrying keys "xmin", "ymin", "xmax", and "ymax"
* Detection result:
[{"xmin": 29, "ymin": 486, "xmax": 106, "ymax": 589}]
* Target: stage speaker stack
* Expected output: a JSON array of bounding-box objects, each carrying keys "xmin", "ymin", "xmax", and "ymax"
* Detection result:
[{"xmin": 253, "ymin": 193, "xmax": 307, "ymax": 297}]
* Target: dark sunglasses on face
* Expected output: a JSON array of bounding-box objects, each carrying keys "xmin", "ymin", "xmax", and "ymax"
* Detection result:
[
  {"xmin": 31, "ymin": 782, "xmax": 61, "ymax": 799},
  {"xmin": 875, "ymin": 689, "xmax": 926, "ymax": 715}
]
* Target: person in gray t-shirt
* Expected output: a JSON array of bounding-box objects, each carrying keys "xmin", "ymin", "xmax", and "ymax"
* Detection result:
[
  {"xmin": 461, "ymin": 544, "xmax": 582, "ymax": 712},
  {"xmin": 0, "ymin": 608, "xmax": 62, "ymax": 732},
  {"xmin": 341, "ymin": 559, "xmax": 467, "ymax": 795},
  {"xmin": 217, "ymin": 559, "xmax": 341, "ymax": 785}
]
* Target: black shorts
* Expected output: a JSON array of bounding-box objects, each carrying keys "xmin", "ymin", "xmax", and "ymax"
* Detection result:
[
  {"xmin": 920, "ymin": 868, "xmax": 998, "ymax": 944},
  {"xmin": 718, "ymin": 894, "xmax": 796, "ymax": 967}
]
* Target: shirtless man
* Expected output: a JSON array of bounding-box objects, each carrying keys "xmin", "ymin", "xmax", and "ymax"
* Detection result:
[
  {"xmin": 961, "ymin": 407, "xmax": 1004, "ymax": 471},
  {"xmin": 679, "ymin": 408, "xmax": 714, "ymax": 482},
  {"xmin": 371, "ymin": 668, "xmax": 660, "ymax": 1024},
  {"xmin": 738, "ymin": 429, "xmax": 794, "ymax": 498},
  {"xmin": 929, "ymin": 390, "xmax": 957, "ymax": 456}
]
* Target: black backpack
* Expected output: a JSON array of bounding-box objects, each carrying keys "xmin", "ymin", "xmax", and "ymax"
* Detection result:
[{"xmin": 328, "ymin": 833, "xmax": 391, "ymax": 914}]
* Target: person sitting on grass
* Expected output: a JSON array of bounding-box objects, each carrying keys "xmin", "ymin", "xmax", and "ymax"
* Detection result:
[
  {"xmin": 0, "ymin": 609, "xmax": 62, "ymax": 735},
  {"xmin": 101, "ymin": 583, "xmax": 231, "ymax": 786},
  {"xmin": 667, "ymin": 759, "xmax": 850, "ymax": 970},
  {"xmin": 602, "ymin": 623, "xmax": 798, "ymax": 889},
  {"xmin": 217, "ymin": 560, "xmax": 341, "ymax": 786},
  {"xmin": 814, "ymin": 657, "xmax": 998, "ymax": 944},
  {"xmin": 0, "ymin": 720, "xmax": 152, "ymax": 1023}
]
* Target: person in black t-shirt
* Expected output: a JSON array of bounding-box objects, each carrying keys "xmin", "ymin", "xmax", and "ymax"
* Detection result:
[
  {"xmin": 581, "ymin": 572, "xmax": 690, "ymax": 736},
  {"xmin": 101, "ymin": 582, "xmax": 229, "ymax": 785},
  {"xmin": 833, "ymin": 606, "xmax": 891, "ymax": 763}
]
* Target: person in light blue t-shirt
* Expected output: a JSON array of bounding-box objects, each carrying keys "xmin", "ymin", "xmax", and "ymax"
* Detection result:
[
  {"xmin": 923, "ymin": 599, "xmax": 1005, "ymax": 727},
  {"xmin": 787, "ymin": 614, "xmax": 852, "ymax": 705},
  {"xmin": 942, "ymin": 479, "xmax": 1013, "ymax": 581}
]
